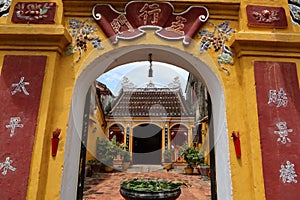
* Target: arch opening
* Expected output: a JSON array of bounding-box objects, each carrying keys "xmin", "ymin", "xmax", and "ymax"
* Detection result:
[
  {"xmin": 132, "ymin": 123, "xmax": 162, "ymax": 165},
  {"xmin": 61, "ymin": 44, "xmax": 232, "ymax": 200},
  {"xmin": 170, "ymin": 124, "xmax": 189, "ymax": 148},
  {"xmin": 108, "ymin": 124, "xmax": 125, "ymax": 144}
]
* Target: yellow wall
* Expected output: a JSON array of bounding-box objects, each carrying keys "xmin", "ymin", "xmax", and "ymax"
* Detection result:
[
  {"xmin": 0, "ymin": 1, "xmax": 72, "ymax": 199},
  {"xmin": 1, "ymin": 0, "xmax": 300, "ymax": 200},
  {"xmin": 86, "ymin": 88, "xmax": 107, "ymax": 162}
]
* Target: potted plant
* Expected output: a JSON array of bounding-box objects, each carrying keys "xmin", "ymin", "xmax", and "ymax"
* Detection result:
[
  {"xmin": 162, "ymin": 148, "xmax": 174, "ymax": 171},
  {"xmin": 102, "ymin": 155, "xmax": 115, "ymax": 172},
  {"xmin": 85, "ymin": 161, "xmax": 93, "ymax": 177},
  {"xmin": 121, "ymin": 150, "xmax": 131, "ymax": 170},
  {"xmin": 179, "ymin": 144, "xmax": 201, "ymax": 174},
  {"xmin": 87, "ymin": 159, "xmax": 101, "ymax": 173},
  {"xmin": 120, "ymin": 178, "xmax": 188, "ymax": 200},
  {"xmin": 96, "ymin": 137, "xmax": 118, "ymax": 172},
  {"xmin": 197, "ymin": 150, "xmax": 210, "ymax": 179}
]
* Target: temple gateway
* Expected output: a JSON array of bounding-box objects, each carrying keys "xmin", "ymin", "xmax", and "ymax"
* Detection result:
[{"xmin": 0, "ymin": 0, "xmax": 299, "ymax": 200}]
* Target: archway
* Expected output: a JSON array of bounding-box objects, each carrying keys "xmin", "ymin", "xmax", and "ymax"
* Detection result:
[
  {"xmin": 108, "ymin": 124, "xmax": 125, "ymax": 144},
  {"xmin": 132, "ymin": 123, "xmax": 162, "ymax": 165},
  {"xmin": 170, "ymin": 124, "xmax": 189, "ymax": 148},
  {"xmin": 61, "ymin": 44, "xmax": 232, "ymax": 200}
]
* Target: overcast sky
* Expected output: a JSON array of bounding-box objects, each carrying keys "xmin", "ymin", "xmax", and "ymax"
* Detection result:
[{"xmin": 97, "ymin": 61, "xmax": 189, "ymax": 96}]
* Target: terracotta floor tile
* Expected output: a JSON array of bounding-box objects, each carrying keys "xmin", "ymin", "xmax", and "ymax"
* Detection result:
[{"xmin": 83, "ymin": 171, "xmax": 211, "ymax": 200}]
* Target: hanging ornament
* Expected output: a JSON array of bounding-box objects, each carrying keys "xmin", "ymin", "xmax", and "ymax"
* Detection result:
[{"xmin": 148, "ymin": 53, "xmax": 153, "ymax": 78}]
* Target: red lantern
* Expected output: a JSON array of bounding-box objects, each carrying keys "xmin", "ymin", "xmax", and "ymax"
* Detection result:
[
  {"xmin": 52, "ymin": 129, "xmax": 61, "ymax": 157},
  {"xmin": 232, "ymin": 131, "xmax": 241, "ymax": 158}
]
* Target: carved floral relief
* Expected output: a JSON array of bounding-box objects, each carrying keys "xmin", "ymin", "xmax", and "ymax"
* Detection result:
[
  {"xmin": 12, "ymin": 2, "xmax": 56, "ymax": 24},
  {"xmin": 288, "ymin": 0, "xmax": 300, "ymax": 25},
  {"xmin": 0, "ymin": 0, "xmax": 11, "ymax": 17},
  {"xmin": 199, "ymin": 21, "xmax": 235, "ymax": 75},
  {"xmin": 252, "ymin": 9, "xmax": 280, "ymax": 23},
  {"xmin": 64, "ymin": 19, "xmax": 103, "ymax": 63},
  {"xmin": 246, "ymin": 5, "xmax": 287, "ymax": 28}
]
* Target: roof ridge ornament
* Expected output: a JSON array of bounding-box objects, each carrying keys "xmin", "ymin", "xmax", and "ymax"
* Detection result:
[
  {"xmin": 168, "ymin": 76, "xmax": 181, "ymax": 89},
  {"xmin": 121, "ymin": 76, "xmax": 135, "ymax": 90},
  {"xmin": 146, "ymin": 80, "xmax": 155, "ymax": 88}
]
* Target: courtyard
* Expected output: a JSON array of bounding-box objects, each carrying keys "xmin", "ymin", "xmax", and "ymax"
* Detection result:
[{"xmin": 83, "ymin": 168, "xmax": 211, "ymax": 200}]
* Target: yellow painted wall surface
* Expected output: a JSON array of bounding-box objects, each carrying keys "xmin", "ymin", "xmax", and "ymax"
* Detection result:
[
  {"xmin": 0, "ymin": 0, "xmax": 299, "ymax": 200},
  {"xmin": 86, "ymin": 88, "xmax": 107, "ymax": 162},
  {"xmin": 0, "ymin": 1, "xmax": 71, "ymax": 199},
  {"xmin": 63, "ymin": 13, "xmax": 250, "ymax": 200}
]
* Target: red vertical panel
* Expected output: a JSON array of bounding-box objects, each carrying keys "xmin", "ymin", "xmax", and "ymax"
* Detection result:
[
  {"xmin": 255, "ymin": 61, "xmax": 300, "ymax": 200},
  {"xmin": 0, "ymin": 55, "xmax": 47, "ymax": 200}
]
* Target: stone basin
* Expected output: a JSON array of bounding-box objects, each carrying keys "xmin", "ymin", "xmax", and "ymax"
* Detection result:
[{"xmin": 120, "ymin": 186, "xmax": 181, "ymax": 200}]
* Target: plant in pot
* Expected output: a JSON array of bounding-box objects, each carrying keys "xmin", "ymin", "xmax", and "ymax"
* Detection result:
[
  {"xmin": 96, "ymin": 137, "xmax": 118, "ymax": 172},
  {"xmin": 87, "ymin": 159, "xmax": 101, "ymax": 173},
  {"xmin": 120, "ymin": 178, "xmax": 188, "ymax": 200},
  {"xmin": 102, "ymin": 154, "xmax": 116, "ymax": 172},
  {"xmin": 179, "ymin": 144, "xmax": 201, "ymax": 175},
  {"xmin": 197, "ymin": 150, "xmax": 210, "ymax": 179},
  {"xmin": 162, "ymin": 148, "xmax": 174, "ymax": 171},
  {"xmin": 121, "ymin": 150, "xmax": 131, "ymax": 170},
  {"xmin": 85, "ymin": 160, "xmax": 93, "ymax": 177}
]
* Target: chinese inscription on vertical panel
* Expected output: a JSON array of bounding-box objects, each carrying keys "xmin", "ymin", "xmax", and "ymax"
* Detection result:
[
  {"xmin": 274, "ymin": 122, "xmax": 293, "ymax": 144},
  {"xmin": 5, "ymin": 117, "xmax": 24, "ymax": 137},
  {"xmin": 0, "ymin": 157, "xmax": 16, "ymax": 176},
  {"xmin": 280, "ymin": 161, "xmax": 298, "ymax": 184},
  {"xmin": 268, "ymin": 88, "xmax": 288, "ymax": 107},
  {"xmin": 11, "ymin": 76, "xmax": 30, "ymax": 96}
]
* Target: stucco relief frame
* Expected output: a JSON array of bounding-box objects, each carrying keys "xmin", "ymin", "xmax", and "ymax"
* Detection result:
[{"xmin": 92, "ymin": 1, "xmax": 209, "ymax": 45}]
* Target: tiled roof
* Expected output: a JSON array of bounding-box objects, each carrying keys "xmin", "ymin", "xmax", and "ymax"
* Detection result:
[
  {"xmin": 96, "ymin": 81, "xmax": 113, "ymax": 96},
  {"xmin": 108, "ymin": 87, "xmax": 191, "ymax": 117}
]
